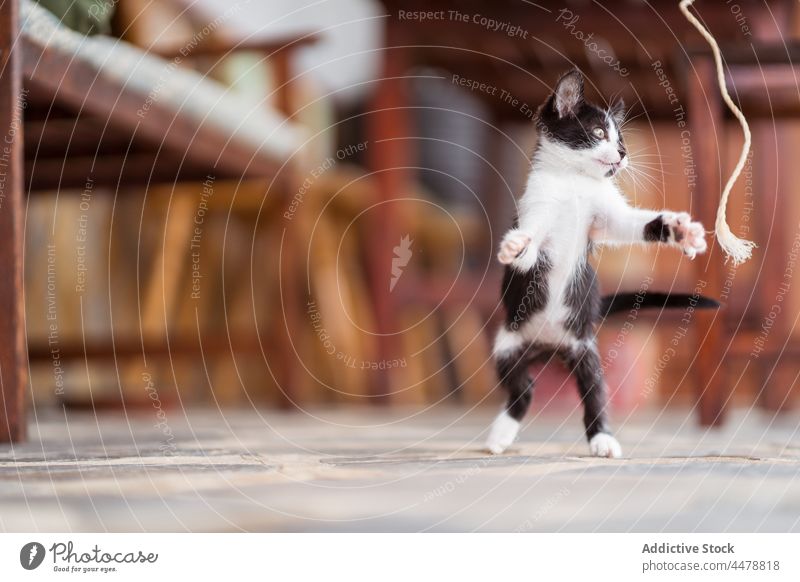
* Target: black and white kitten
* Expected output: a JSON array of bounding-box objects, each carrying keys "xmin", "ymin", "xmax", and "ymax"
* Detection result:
[{"xmin": 486, "ymin": 70, "xmax": 709, "ymax": 458}]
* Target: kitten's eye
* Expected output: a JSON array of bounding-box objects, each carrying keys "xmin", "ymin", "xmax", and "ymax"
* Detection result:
[{"xmin": 592, "ymin": 127, "xmax": 606, "ymax": 139}]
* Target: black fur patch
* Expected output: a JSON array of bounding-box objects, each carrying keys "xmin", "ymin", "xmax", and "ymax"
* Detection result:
[
  {"xmin": 609, "ymin": 98, "xmax": 626, "ymax": 124},
  {"xmin": 497, "ymin": 345, "xmax": 558, "ymax": 421},
  {"xmin": 644, "ymin": 215, "xmax": 670, "ymax": 242},
  {"xmin": 561, "ymin": 347, "xmax": 610, "ymax": 439},
  {"xmin": 537, "ymin": 98, "xmax": 609, "ymax": 150},
  {"xmin": 496, "ymin": 350, "xmax": 534, "ymax": 421},
  {"xmin": 501, "ymin": 251, "xmax": 552, "ymax": 330},
  {"xmin": 564, "ymin": 261, "xmax": 600, "ymax": 338}
]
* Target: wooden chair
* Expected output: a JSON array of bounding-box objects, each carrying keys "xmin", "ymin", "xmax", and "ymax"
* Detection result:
[
  {"xmin": 0, "ymin": 0, "xmax": 311, "ymax": 441},
  {"xmin": 687, "ymin": 43, "xmax": 800, "ymax": 426}
]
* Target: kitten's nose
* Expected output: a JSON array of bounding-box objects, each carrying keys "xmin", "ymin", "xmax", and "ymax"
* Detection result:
[{"xmin": 618, "ymin": 149, "xmax": 627, "ymax": 159}]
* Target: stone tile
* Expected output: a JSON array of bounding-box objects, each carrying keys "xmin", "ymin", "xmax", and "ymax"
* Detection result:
[{"xmin": 0, "ymin": 407, "xmax": 798, "ymax": 531}]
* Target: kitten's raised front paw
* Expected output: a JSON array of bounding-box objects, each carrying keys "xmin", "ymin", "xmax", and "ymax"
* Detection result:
[
  {"xmin": 497, "ymin": 231, "xmax": 532, "ymax": 265},
  {"xmin": 588, "ymin": 433, "xmax": 622, "ymax": 458},
  {"xmin": 665, "ymin": 212, "xmax": 707, "ymax": 259}
]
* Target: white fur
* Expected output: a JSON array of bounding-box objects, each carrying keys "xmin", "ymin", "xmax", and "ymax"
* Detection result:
[
  {"xmin": 485, "ymin": 411, "xmax": 520, "ymax": 454},
  {"xmin": 493, "ymin": 327, "xmax": 526, "ymax": 358},
  {"xmin": 589, "ymin": 433, "xmax": 622, "ymax": 458}
]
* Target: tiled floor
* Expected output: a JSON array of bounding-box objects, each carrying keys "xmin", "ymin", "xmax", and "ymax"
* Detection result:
[{"xmin": 1, "ymin": 406, "xmax": 799, "ymax": 532}]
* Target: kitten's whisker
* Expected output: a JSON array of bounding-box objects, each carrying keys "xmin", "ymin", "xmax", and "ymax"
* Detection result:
[
  {"xmin": 628, "ymin": 155, "xmax": 663, "ymax": 165},
  {"xmin": 628, "ymin": 161, "xmax": 670, "ymax": 173},
  {"xmin": 625, "ymin": 165, "xmax": 664, "ymax": 190},
  {"xmin": 627, "ymin": 163, "xmax": 663, "ymax": 181},
  {"xmin": 623, "ymin": 167, "xmax": 644, "ymax": 196},
  {"xmin": 626, "ymin": 145, "xmax": 666, "ymax": 155},
  {"xmin": 629, "ymin": 152, "xmax": 669, "ymax": 159},
  {"xmin": 619, "ymin": 109, "xmax": 648, "ymax": 127}
]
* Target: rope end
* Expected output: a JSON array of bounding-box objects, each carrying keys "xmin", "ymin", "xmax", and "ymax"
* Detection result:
[{"xmin": 718, "ymin": 230, "xmax": 756, "ymax": 266}]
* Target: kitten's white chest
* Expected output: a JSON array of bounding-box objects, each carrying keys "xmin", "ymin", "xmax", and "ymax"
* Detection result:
[
  {"xmin": 516, "ymin": 174, "xmax": 602, "ymax": 346},
  {"xmin": 539, "ymin": 175, "xmax": 598, "ymax": 265}
]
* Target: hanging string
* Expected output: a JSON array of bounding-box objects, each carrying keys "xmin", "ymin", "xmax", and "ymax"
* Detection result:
[{"xmin": 679, "ymin": 0, "xmax": 756, "ymax": 265}]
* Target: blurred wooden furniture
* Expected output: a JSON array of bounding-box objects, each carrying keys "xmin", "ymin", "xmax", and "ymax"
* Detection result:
[
  {"xmin": 687, "ymin": 42, "xmax": 800, "ymax": 426},
  {"xmin": 0, "ymin": 0, "xmax": 310, "ymax": 441},
  {"xmin": 372, "ymin": 0, "xmax": 799, "ymax": 423},
  {"xmin": 0, "ymin": 0, "xmax": 26, "ymax": 442}
]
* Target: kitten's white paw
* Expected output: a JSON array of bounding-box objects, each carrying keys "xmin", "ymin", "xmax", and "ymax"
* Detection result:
[
  {"xmin": 665, "ymin": 212, "xmax": 707, "ymax": 259},
  {"xmin": 485, "ymin": 412, "xmax": 520, "ymax": 455},
  {"xmin": 497, "ymin": 231, "xmax": 532, "ymax": 265},
  {"xmin": 588, "ymin": 433, "xmax": 622, "ymax": 458}
]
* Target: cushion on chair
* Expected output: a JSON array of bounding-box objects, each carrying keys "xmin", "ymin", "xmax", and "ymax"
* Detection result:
[{"xmin": 21, "ymin": 0, "xmax": 306, "ymax": 163}]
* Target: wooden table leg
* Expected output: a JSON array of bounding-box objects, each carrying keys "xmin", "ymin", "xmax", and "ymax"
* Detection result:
[
  {"xmin": 365, "ymin": 21, "xmax": 411, "ymax": 402},
  {"xmin": 0, "ymin": 0, "xmax": 28, "ymax": 443},
  {"xmin": 687, "ymin": 56, "xmax": 726, "ymax": 427}
]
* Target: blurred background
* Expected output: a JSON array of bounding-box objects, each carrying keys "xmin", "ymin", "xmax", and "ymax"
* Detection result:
[{"xmin": 15, "ymin": 0, "xmax": 800, "ymax": 433}]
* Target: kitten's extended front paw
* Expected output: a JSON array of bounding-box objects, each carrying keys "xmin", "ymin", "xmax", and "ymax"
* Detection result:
[
  {"xmin": 588, "ymin": 433, "xmax": 622, "ymax": 458},
  {"xmin": 665, "ymin": 212, "xmax": 707, "ymax": 259},
  {"xmin": 497, "ymin": 231, "xmax": 532, "ymax": 265}
]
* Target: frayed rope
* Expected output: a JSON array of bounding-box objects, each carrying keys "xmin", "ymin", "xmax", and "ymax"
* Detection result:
[{"xmin": 679, "ymin": 0, "xmax": 756, "ymax": 265}]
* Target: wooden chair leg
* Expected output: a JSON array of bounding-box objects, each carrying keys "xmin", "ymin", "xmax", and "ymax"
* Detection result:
[
  {"xmin": 366, "ymin": 23, "xmax": 412, "ymax": 403},
  {"xmin": 0, "ymin": 0, "xmax": 28, "ymax": 443},
  {"xmin": 277, "ymin": 168, "xmax": 308, "ymax": 407},
  {"xmin": 688, "ymin": 56, "xmax": 726, "ymax": 427},
  {"xmin": 755, "ymin": 124, "xmax": 791, "ymax": 412}
]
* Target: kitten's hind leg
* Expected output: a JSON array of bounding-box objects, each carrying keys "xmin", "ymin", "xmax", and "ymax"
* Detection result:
[
  {"xmin": 563, "ymin": 344, "xmax": 622, "ymax": 458},
  {"xmin": 486, "ymin": 330, "xmax": 535, "ymax": 454}
]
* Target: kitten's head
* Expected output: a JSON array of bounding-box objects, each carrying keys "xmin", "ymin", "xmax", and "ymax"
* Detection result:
[{"xmin": 536, "ymin": 69, "xmax": 628, "ymax": 178}]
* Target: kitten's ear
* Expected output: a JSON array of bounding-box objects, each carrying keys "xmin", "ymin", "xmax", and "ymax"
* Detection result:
[
  {"xmin": 610, "ymin": 98, "xmax": 626, "ymax": 124},
  {"xmin": 553, "ymin": 69, "xmax": 584, "ymax": 118}
]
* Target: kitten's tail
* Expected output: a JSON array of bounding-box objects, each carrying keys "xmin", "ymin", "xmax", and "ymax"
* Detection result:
[{"xmin": 599, "ymin": 292, "xmax": 720, "ymax": 320}]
